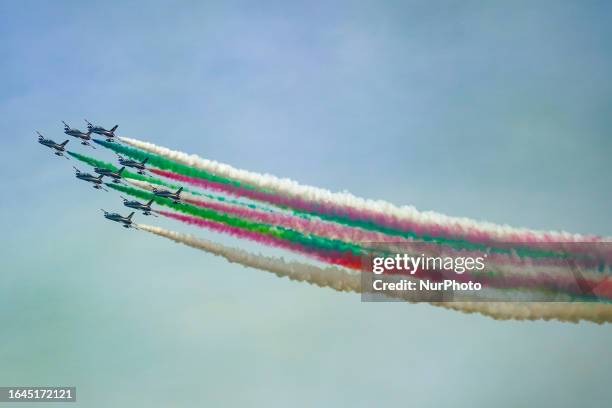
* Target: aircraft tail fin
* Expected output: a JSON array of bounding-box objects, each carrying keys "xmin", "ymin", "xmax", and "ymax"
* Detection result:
[
  {"xmin": 141, "ymin": 157, "xmax": 149, "ymax": 164},
  {"xmin": 110, "ymin": 125, "xmax": 118, "ymax": 133},
  {"xmin": 118, "ymin": 166, "xmax": 125, "ymax": 174},
  {"xmin": 146, "ymin": 199, "xmax": 154, "ymax": 207},
  {"xmin": 127, "ymin": 212, "xmax": 135, "ymax": 220},
  {"xmin": 61, "ymin": 140, "xmax": 69, "ymax": 146},
  {"xmin": 176, "ymin": 187, "xmax": 183, "ymax": 196}
]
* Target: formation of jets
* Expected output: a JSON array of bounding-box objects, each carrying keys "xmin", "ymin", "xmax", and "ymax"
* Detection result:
[{"xmin": 38, "ymin": 120, "xmax": 186, "ymax": 229}]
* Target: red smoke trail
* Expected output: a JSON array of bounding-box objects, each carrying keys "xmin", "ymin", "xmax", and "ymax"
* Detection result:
[
  {"xmin": 182, "ymin": 196, "xmax": 600, "ymax": 270},
  {"xmin": 159, "ymin": 206, "xmax": 612, "ymax": 299},
  {"xmin": 149, "ymin": 168, "xmax": 609, "ymax": 262},
  {"xmin": 155, "ymin": 209, "xmax": 362, "ymax": 270}
]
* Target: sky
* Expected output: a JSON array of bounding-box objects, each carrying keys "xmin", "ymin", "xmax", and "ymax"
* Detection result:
[{"xmin": 1, "ymin": 1, "xmax": 611, "ymax": 407}]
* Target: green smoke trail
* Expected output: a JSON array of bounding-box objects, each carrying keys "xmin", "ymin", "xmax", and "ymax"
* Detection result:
[
  {"xmin": 107, "ymin": 183, "xmax": 367, "ymax": 259},
  {"xmin": 109, "ymin": 183, "xmax": 608, "ymax": 301},
  {"xmin": 68, "ymin": 151, "xmax": 276, "ymax": 213},
  {"xmin": 94, "ymin": 140, "xmax": 250, "ymax": 189},
  {"xmin": 69, "ymin": 151, "xmax": 165, "ymax": 185},
  {"xmin": 92, "ymin": 141, "xmax": 574, "ymax": 261}
]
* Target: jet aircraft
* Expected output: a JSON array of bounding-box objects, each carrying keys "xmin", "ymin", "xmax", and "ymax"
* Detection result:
[
  {"xmin": 94, "ymin": 166, "xmax": 125, "ymax": 183},
  {"xmin": 152, "ymin": 186, "xmax": 183, "ymax": 203},
  {"xmin": 120, "ymin": 196, "xmax": 156, "ymax": 216},
  {"xmin": 101, "ymin": 209, "xmax": 136, "ymax": 228},
  {"xmin": 84, "ymin": 119, "xmax": 118, "ymax": 141},
  {"xmin": 37, "ymin": 131, "xmax": 69, "ymax": 158},
  {"xmin": 117, "ymin": 155, "xmax": 148, "ymax": 175},
  {"xmin": 74, "ymin": 167, "xmax": 106, "ymax": 190},
  {"xmin": 62, "ymin": 121, "xmax": 94, "ymax": 148}
]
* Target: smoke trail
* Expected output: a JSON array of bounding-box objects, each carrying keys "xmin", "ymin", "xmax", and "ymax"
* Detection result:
[
  {"xmin": 160, "ymin": 207, "xmax": 611, "ymax": 299},
  {"xmin": 175, "ymin": 191, "xmax": 607, "ymax": 281},
  {"xmin": 125, "ymin": 179, "xmax": 408, "ymax": 247},
  {"xmin": 155, "ymin": 209, "xmax": 359, "ymax": 269},
  {"xmin": 112, "ymin": 137, "xmax": 605, "ymax": 246},
  {"xmin": 126, "ymin": 171, "xmax": 602, "ymax": 265},
  {"xmin": 137, "ymin": 224, "xmax": 612, "ymax": 324},
  {"xmin": 94, "ymin": 139, "xmax": 608, "ymax": 264},
  {"xmin": 106, "ymin": 183, "xmax": 366, "ymax": 266},
  {"xmin": 439, "ymin": 301, "xmax": 612, "ymax": 324},
  {"xmin": 68, "ymin": 151, "xmax": 151, "ymax": 183},
  {"xmin": 124, "ymin": 178, "xmax": 255, "ymax": 212},
  {"xmin": 138, "ymin": 224, "xmax": 362, "ymax": 291},
  {"xmin": 119, "ymin": 180, "xmax": 612, "ymax": 299},
  {"xmin": 150, "ymin": 168, "xmax": 612, "ymax": 262},
  {"xmin": 127, "ymin": 179, "xmax": 606, "ymax": 269},
  {"xmin": 68, "ymin": 151, "xmax": 278, "ymax": 214}
]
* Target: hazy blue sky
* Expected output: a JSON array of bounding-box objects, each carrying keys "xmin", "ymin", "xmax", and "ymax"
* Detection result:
[{"xmin": 1, "ymin": 1, "xmax": 611, "ymax": 407}]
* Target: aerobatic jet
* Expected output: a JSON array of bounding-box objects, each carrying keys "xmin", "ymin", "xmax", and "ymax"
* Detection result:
[
  {"xmin": 101, "ymin": 209, "xmax": 136, "ymax": 228},
  {"xmin": 117, "ymin": 155, "xmax": 148, "ymax": 175},
  {"xmin": 120, "ymin": 196, "xmax": 156, "ymax": 216},
  {"xmin": 73, "ymin": 167, "xmax": 106, "ymax": 190},
  {"xmin": 37, "ymin": 131, "xmax": 69, "ymax": 158},
  {"xmin": 94, "ymin": 166, "xmax": 125, "ymax": 183},
  {"xmin": 62, "ymin": 121, "xmax": 94, "ymax": 148},
  {"xmin": 84, "ymin": 119, "xmax": 118, "ymax": 141},
  {"xmin": 152, "ymin": 186, "xmax": 183, "ymax": 203}
]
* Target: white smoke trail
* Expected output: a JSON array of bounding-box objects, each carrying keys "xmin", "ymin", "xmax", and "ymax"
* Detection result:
[
  {"xmin": 125, "ymin": 178, "xmax": 609, "ymax": 287},
  {"xmin": 137, "ymin": 224, "xmax": 361, "ymax": 292},
  {"xmin": 137, "ymin": 224, "xmax": 612, "ymax": 324},
  {"xmin": 120, "ymin": 136, "xmax": 606, "ymax": 243}
]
